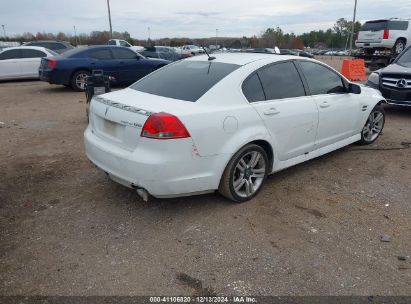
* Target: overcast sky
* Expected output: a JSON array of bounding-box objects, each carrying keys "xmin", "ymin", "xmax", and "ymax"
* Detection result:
[{"xmin": 2, "ymin": 0, "xmax": 411, "ymax": 38}]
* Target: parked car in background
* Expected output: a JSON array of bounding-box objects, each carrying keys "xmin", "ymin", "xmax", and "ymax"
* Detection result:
[
  {"xmin": 173, "ymin": 47, "xmax": 194, "ymax": 58},
  {"xmin": 279, "ymin": 49, "xmax": 298, "ymax": 55},
  {"xmin": 0, "ymin": 46, "xmax": 56, "ymax": 80},
  {"xmin": 279, "ymin": 49, "xmax": 314, "ymax": 58},
  {"xmin": 139, "ymin": 46, "xmax": 192, "ymax": 61},
  {"xmin": 355, "ymin": 18, "xmax": 411, "ymax": 55},
  {"xmin": 367, "ymin": 45, "xmax": 411, "ymax": 106},
  {"xmin": 181, "ymin": 45, "xmax": 204, "ymax": 55},
  {"xmin": 84, "ymin": 53, "xmax": 385, "ymax": 202},
  {"xmin": 245, "ymin": 48, "xmax": 281, "ymax": 54},
  {"xmin": 23, "ymin": 40, "xmax": 74, "ymax": 54},
  {"xmin": 107, "ymin": 39, "xmax": 144, "ymax": 53},
  {"xmin": 39, "ymin": 46, "xmax": 170, "ymax": 91},
  {"xmin": 292, "ymin": 49, "xmax": 314, "ymax": 58}
]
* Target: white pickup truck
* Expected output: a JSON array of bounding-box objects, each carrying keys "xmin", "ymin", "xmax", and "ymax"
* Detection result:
[{"xmin": 107, "ymin": 39, "xmax": 145, "ymax": 53}]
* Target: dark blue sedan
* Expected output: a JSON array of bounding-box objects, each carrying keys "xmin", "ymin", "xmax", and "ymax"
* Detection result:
[{"xmin": 39, "ymin": 46, "xmax": 170, "ymax": 91}]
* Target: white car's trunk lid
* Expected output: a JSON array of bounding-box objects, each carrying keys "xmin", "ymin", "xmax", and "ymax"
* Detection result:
[{"xmin": 89, "ymin": 88, "xmax": 195, "ymax": 151}]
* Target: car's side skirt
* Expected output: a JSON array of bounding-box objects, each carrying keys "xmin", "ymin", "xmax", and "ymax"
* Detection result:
[{"xmin": 272, "ymin": 134, "xmax": 361, "ymax": 173}]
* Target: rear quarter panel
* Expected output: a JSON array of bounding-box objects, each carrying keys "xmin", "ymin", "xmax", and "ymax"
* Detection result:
[{"xmin": 179, "ymin": 63, "xmax": 273, "ymax": 159}]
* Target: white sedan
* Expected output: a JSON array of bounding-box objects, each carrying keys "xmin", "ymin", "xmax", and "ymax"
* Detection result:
[
  {"xmin": 0, "ymin": 46, "xmax": 56, "ymax": 80},
  {"xmin": 84, "ymin": 53, "xmax": 385, "ymax": 202}
]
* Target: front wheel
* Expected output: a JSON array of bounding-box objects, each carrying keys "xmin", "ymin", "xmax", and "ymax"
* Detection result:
[
  {"xmin": 219, "ymin": 144, "xmax": 268, "ymax": 202},
  {"xmin": 359, "ymin": 105, "xmax": 385, "ymax": 145}
]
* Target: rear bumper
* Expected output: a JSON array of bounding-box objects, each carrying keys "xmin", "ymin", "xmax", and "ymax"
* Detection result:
[
  {"xmin": 38, "ymin": 69, "xmax": 69, "ymax": 85},
  {"xmin": 84, "ymin": 127, "xmax": 229, "ymax": 198},
  {"xmin": 355, "ymin": 39, "xmax": 395, "ymax": 49}
]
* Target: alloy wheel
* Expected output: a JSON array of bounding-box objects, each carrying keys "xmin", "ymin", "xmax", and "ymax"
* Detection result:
[
  {"xmin": 75, "ymin": 73, "xmax": 88, "ymax": 90},
  {"xmin": 362, "ymin": 111, "xmax": 384, "ymax": 142},
  {"xmin": 232, "ymin": 151, "xmax": 266, "ymax": 198}
]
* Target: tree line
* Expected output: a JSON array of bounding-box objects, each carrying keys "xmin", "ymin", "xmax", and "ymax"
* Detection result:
[{"xmin": 1, "ymin": 18, "xmax": 362, "ymax": 49}]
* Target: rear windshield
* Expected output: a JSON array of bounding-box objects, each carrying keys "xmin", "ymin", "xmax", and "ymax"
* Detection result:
[
  {"xmin": 130, "ymin": 61, "xmax": 240, "ymax": 102},
  {"xmin": 361, "ymin": 20, "xmax": 408, "ymax": 31}
]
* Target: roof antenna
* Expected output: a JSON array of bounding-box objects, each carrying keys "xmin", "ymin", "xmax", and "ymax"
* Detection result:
[{"xmin": 202, "ymin": 46, "xmax": 216, "ymax": 61}]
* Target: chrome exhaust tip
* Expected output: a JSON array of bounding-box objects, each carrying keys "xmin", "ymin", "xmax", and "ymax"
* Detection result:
[{"xmin": 136, "ymin": 188, "xmax": 149, "ymax": 202}]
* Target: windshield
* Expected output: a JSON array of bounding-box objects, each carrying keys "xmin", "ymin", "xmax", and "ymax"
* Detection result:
[
  {"xmin": 46, "ymin": 48, "xmax": 58, "ymax": 56},
  {"xmin": 396, "ymin": 47, "xmax": 411, "ymax": 67},
  {"xmin": 131, "ymin": 60, "xmax": 240, "ymax": 102}
]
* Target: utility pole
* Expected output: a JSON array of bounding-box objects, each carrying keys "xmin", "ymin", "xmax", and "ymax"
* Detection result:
[
  {"xmin": 147, "ymin": 27, "xmax": 151, "ymax": 45},
  {"xmin": 107, "ymin": 0, "xmax": 113, "ymax": 38},
  {"xmin": 349, "ymin": 0, "xmax": 358, "ymax": 54},
  {"xmin": 73, "ymin": 25, "xmax": 79, "ymax": 46},
  {"xmin": 1, "ymin": 25, "xmax": 6, "ymax": 38},
  {"xmin": 216, "ymin": 28, "xmax": 218, "ymax": 49}
]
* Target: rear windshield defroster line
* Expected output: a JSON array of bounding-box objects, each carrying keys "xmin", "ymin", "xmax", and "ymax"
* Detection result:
[{"xmin": 130, "ymin": 61, "xmax": 240, "ymax": 102}]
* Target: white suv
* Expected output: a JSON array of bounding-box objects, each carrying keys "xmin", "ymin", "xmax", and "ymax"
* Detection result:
[{"xmin": 355, "ymin": 18, "xmax": 411, "ymax": 55}]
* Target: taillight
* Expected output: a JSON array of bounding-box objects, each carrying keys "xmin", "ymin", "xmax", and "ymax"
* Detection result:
[
  {"xmin": 47, "ymin": 59, "xmax": 57, "ymax": 69},
  {"xmin": 383, "ymin": 29, "xmax": 389, "ymax": 39},
  {"xmin": 355, "ymin": 32, "xmax": 359, "ymax": 41},
  {"xmin": 141, "ymin": 112, "xmax": 190, "ymax": 140}
]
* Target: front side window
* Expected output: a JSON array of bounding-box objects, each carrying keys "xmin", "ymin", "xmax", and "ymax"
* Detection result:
[
  {"xmin": 112, "ymin": 48, "xmax": 137, "ymax": 59},
  {"xmin": 388, "ymin": 21, "xmax": 409, "ymax": 31},
  {"xmin": 242, "ymin": 73, "xmax": 265, "ymax": 102},
  {"xmin": 89, "ymin": 49, "xmax": 112, "ymax": 60},
  {"xmin": 131, "ymin": 61, "xmax": 240, "ymax": 102},
  {"xmin": 299, "ymin": 61, "xmax": 346, "ymax": 95},
  {"xmin": 21, "ymin": 49, "xmax": 46, "ymax": 58},
  {"xmin": 0, "ymin": 49, "xmax": 21, "ymax": 60},
  {"xmin": 257, "ymin": 61, "xmax": 306, "ymax": 100}
]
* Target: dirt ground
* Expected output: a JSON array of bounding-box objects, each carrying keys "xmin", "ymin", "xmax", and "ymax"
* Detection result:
[{"xmin": 0, "ymin": 80, "xmax": 410, "ymax": 296}]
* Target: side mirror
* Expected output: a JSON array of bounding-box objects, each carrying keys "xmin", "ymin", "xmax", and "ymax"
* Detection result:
[{"xmin": 349, "ymin": 83, "xmax": 361, "ymax": 94}]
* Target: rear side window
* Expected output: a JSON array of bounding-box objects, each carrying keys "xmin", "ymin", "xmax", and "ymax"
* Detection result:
[
  {"xmin": 257, "ymin": 61, "xmax": 306, "ymax": 100},
  {"xmin": 89, "ymin": 49, "xmax": 112, "ymax": 60},
  {"xmin": 0, "ymin": 49, "xmax": 21, "ymax": 60},
  {"xmin": 131, "ymin": 61, "xmax": 240, "ymax": 102},
  {"xmin": 112, "ymin": 48, "xmax": 137, "ymax": 59},
  {"xmin": 108, "ymin": 40, "xmax": 116, "ymax": 45},
  {"xmin": 21, "ymin": 49, "xmax": 46, "ymax": 58},
  {"xmin": 299, "ymin": 61, "xmax": 346, "ymax": 95},
  {"xmin": 242, "ymin": 73, "xmax": 265, "ymax": 102},
  {"xmin": 388, "ymin": 21, "xmax": 409, "ymax": 31}
]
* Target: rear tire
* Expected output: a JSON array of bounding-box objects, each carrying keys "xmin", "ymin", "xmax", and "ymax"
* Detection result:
[
  {"xmin": 71, "ymin": 70, "xmax": 90, "ymax": 91},
  {"xmin": 359, "ymin": 105, "xmax": 385, "ymax": 145},
  {"xmin": 392, "ymin": 39, "xmax": 406, "ymax": 55},
  {"xmin": 219, "ymin": 144, "xmax": 268, "ymax": 203}
]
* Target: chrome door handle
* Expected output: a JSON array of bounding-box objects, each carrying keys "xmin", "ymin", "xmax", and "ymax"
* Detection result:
[
  {"xmin": 319, "ymin": 101, "xmax": 330, "ymax": 108},
  {"xmin": 264, "ymin": 108, "xmax": 280, "ymax": 116}
]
